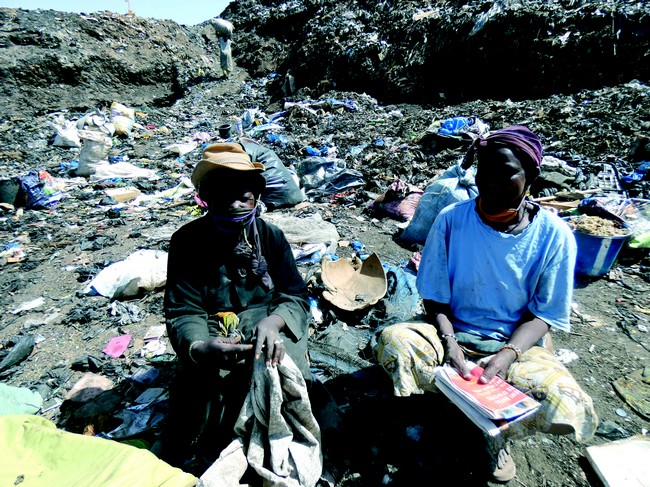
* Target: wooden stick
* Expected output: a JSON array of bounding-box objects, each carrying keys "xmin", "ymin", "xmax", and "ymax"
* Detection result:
[{"xmin": 532, "ymin": 188, "xmax": 601, "ymax": 202}]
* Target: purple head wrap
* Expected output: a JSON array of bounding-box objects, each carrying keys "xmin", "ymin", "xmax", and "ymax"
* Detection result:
[{"xmin": 462, "ymin": 125, "xmax": 543, "ymax": 171}]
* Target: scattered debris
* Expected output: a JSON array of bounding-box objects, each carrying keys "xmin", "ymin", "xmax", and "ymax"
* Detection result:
[{"xmin": 0, "ymin": 3, "xmax": 648, "ymax": 486}]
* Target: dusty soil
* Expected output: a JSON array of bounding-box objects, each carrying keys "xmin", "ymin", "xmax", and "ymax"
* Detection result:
[
  {"xmin": 1, "ymin": 2, "xmax": 650, "ymax": 487},
  {"xmin": 2, "ymin": 175, "xmax": 649, "ymax": 487}
]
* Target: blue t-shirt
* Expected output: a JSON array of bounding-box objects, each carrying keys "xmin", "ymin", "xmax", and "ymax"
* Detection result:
[{"xmin": 416, "ymin": 199, "xmax": 577, "ymax": 341}]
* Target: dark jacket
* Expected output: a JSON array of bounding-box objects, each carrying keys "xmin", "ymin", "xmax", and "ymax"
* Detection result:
[{"xmin": 164, "ymin": 215, "xmax": 310, "ymax": 365}]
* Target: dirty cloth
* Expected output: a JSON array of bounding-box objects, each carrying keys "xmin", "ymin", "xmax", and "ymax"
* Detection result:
[
  {"xmin": 375, "ymin": 322, "xmax": 598, "ymax": 442},
  {"xmin": 0, "ymin": 414, "xmax": 197, "ymax": 487},
  {"xmin": 199, "ymin": 355, "xmax": 322, "ymax": 487},
  {"xmin": 368, "ymin": 178, "xmax": 423, "ymax": 222},
  {"xmin": 613, "ymin": 367, "xmax": 650, "ymax": 420},
  {"xmin": 462, "ymin": 124, "xmax": 543, "ymax": 170}
]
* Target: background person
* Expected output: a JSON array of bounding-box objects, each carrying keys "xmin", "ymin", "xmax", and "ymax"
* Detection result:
[
  {"xmin": 374, "ymin": 125, "xmax": 598, "ymax": 483},
  {"xmin": 212, "ymin": 18, "xmax": 234, "ymax": 77}
]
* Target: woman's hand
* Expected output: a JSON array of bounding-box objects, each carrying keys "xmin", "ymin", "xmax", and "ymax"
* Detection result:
[
  {"xmin": 193, "ymin": 336, "xmax": 253, "ymax": 368},
  {"xmin": 479, "ymin": 349, "xmax": 516, "ymax": 384},
  {"xmin": 254, "ymin": 315, "xmax": 286, "ymax": 367},
  {"xmin": 444, "ymin": 338, "xmax": 472, "ymax": 380},
  {"xmin": 478, "ymin": 315, "xmax": 550, "ymax": 383},
  {"xmin": 423, "ymin": 299, "xmax": 472, "ymax": 380}
]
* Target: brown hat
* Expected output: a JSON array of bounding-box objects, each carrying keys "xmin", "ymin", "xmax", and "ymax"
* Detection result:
[{"xmin": 191, "ymin": 142, "xmax": 265, "ymax": 189}]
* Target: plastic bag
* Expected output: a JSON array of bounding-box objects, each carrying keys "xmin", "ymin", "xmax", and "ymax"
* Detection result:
[
  {"xmin": 110, "ymin": 102, "xmax": 135, "ymax": 136},
  {"xmin": 383, "ymin": 265, "xmax": 421, "ymax": 323},
  {"xmin": 297, "ymin": 157, "xmax": 365, "ymax": 197},
  {"xmin": 400, "ymin": 161, "xmax": 478, "ymax": 244},
  {"xmin": 428, "ymin": 116, "xmax": 490, "ymax": 139},
  {"xmin": 90, "ymin": 162, "xmax": 159, "ymax": 183},
  {"xmin": 212, "ymin": 18, "xmax": 234, "ymax": 38},
  {"xmin": 76, "ymin": 130, "xmax": 112, "ymax": 177},
  {"xmin": 240, "ymin": 138, "xmax": 305, "ymax": 209},
  {"xmin": 76, "ymin": 108, "xmax": 115, "ymax": 136},
  {"xmin": 18, "ymin": 171, "xmax": 65, "ymax": 209},
  {"xmin": 83, "ymin": 250, "xmax": 168, "ymax": 299},
  {"xmin": 51, "ymin": 116, "xmax": 81, "ymax": 148}
]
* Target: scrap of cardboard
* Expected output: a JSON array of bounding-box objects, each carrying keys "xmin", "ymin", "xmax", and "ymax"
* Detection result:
[{"xmin": 586, "ymin": 435, "xmax": 650, "ymax": 487}]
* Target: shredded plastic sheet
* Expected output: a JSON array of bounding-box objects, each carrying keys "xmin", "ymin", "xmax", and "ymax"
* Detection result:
[{"xmin": 0, "ymin": 384, "xmax": 43, "ymax": 416}]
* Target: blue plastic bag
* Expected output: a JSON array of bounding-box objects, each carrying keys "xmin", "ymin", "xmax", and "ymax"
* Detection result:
[{"xmin": 18, "ymin": 172, "xmax": 50, "ymax": 209}]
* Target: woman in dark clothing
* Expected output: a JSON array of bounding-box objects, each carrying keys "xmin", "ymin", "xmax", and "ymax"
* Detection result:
[{"xmin": 160, "ymin": 142, "xmax": 312, "ymax": 471}]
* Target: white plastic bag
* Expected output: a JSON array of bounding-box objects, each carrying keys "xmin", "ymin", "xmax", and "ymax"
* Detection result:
[
  {"xmin": 76, "ymin": 130, "xmax": 112, "ymax": 177},
  {"xmin": 83, "ymin": 250, "xmax": 168, "ymax": 299},
  {"xmin": 110, "ymin": 102, "xmax": 135, "ymax": 136},
  {"xmin": 400, "ymin": 161, "xmax": 478, "ymax": 244},
  {"xmin": 76, "ymin": 109, "xmax": 115, "ymax": 136},
  {"xmin": 90, "ymin": 162, "xmax": 159, "ymax": 183},
  {"xmin": 212, "ymin": 18, "xmax": 234, "ymax": 37},
  {"xmin": 51, "ymin": 116, "xmax": 81, "ymax": 148}
]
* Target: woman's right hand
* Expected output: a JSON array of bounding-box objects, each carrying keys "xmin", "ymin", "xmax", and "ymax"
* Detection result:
[
  {"xmin": 423, "ymin": 300, "xmax": 472, "ymax": 379},
  {"xmin": 444, "ymin": 339, "xmax": 472, "ymax": 380},
  {"xmin": 193, "ymin": 336, "xmax": 254, "ymax": 368}
]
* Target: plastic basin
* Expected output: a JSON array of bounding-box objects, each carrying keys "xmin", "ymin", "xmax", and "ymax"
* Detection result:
[{"xmin": 565, "ymin": 217, "xmax": 631, "ymax": 277}]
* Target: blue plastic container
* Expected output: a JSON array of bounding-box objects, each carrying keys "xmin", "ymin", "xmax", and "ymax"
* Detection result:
[{"xmin": 568, "ymin": 220, "xmax": 631, "ymax": 277}]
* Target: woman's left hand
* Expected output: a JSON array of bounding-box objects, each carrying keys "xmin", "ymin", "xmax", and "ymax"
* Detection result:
[
  {"xmin": 479, "ymin": 350, "xmax": 516, "ymax": 384},
  {"xmin": 479, "ymin": 316, "xmax": 549, "ymax": 383},
  {"xmin": 254, "ymin": 315, "xmax": 286, "ymax": 367}
]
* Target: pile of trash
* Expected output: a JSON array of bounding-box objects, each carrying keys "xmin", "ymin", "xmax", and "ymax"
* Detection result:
[
  {"xmin": 230, "ymin": 0, "xmax": 650, "ymax": 105},
  {"xmin": 0, "ymin": 3, "xmax": 649, "ymax": 487}
]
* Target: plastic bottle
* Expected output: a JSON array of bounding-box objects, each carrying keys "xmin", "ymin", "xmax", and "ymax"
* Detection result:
[
  {"xmin": 309, "ymin": 297, "xmax": 323, "ymax": 324},
  {"xmin": 438, "ymin": 117, "xmax": 472, "ymax": 136}
]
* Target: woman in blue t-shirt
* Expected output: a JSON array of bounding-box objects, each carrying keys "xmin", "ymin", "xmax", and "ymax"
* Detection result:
[{"xmin": 375, "ymin": 125, "xmax": 598, "ymax": 483}]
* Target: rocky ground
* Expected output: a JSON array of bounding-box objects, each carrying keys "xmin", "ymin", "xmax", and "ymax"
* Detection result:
[{"xmin": 1, "ymin": 1, "xmax": 649, "ymax": 486}]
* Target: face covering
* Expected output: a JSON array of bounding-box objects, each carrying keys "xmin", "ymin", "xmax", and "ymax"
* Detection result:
[
  {"xmin": 211, "ymin": 205, "xmax": 258, "ymax": 232},
  {"xmin": 477, "ymin": 192, "xmax": 526, "ymax": 224}
]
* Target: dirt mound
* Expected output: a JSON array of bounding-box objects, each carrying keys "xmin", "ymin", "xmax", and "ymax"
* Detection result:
[
  {"xmin": 3, "ymin": 1, "xmax": 649, "ymax": 117},
  {"xmin": 0, "ymin": 8, "xmax": 219, "ymax": 117}
]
